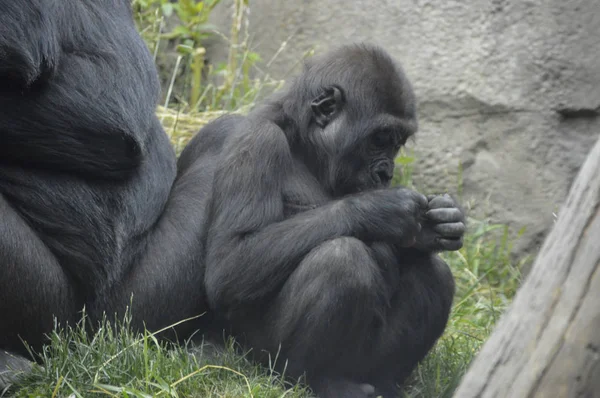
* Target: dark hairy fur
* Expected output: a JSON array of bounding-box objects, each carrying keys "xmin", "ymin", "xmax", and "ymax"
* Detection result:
[
  {"xmin": 0, "ymin": 0, "xmax": 212, "ymax": 381},
  {"xmin": 180, "ymin": 43, "xmax": 465, "ymax": 397}
]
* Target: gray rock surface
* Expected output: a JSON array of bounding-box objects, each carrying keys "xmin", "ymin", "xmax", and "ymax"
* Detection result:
[{"xmin": 205, "ymin": 0, "xmax": 600, "ymax": 256}]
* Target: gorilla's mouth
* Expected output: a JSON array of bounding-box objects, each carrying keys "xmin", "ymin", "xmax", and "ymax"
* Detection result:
[
  {"xmin": 370, "ymin": 159, "xmax": 394, "ymax": 187},
  {"xmin": 373, "ymin": 170, "xmax": 392, "ymax": 186}
]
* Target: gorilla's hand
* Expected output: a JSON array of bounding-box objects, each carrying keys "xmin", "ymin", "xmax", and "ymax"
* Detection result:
[
  {"xmin": 415, "ymin": 194, "xmax": 465, "ymax": 252},
  {"xmin": 348, "ymin": 187, "xmax": 428, "ymax": 245}
]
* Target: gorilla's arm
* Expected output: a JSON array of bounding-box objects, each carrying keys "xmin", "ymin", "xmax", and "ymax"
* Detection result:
[
  {"xmin": 368, "ymin": 193, "xmax": 464, "ymax": 283},
  {"xmin": 204, "ymin": 119, "xmax": 425, "ymax": 312},
  {"xmin": 0, "ymin": 0, "xmax": 157, "ymax": 180},
  {"xmin": 204, "ymin": 120, "xmax": 353, "ymax": 311},
  {"xmin": 0, "ymin": 113, "xmax": 145, "ymax": 181}
]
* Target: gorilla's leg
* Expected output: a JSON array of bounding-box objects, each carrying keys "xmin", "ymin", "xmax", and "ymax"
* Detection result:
[
  {"xmin": 248, "ymin": 241, "xmax": 454, "ymax": 398},
  {"xmin": 251, "ymin": 237, "xmax": 386, "ymax": 398},
  {"xmin": 0, "ymin": 195, "xmax": 79, "ymax": 390},
  {"xmin": 369, "ymin": 254, "xmax": 455, "ymax": 397},
  {"xmin": 0, "ymin": 195, "xmax": 78, "ymax": 355}
]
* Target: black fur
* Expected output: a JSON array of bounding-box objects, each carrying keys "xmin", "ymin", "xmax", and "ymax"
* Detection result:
[
  {"xmin": 0, "ymin": 0, "xmax": 211, "ymax": 378},
  {"xmin": 181, "ymin": 43, "xmax": 465, "ymax": 397}
]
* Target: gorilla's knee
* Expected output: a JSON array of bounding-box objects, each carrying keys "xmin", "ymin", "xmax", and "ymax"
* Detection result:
[
  {"xmin": 274, "ymin": 237, "xmax": 383, "ymax": 331},
  {"xmin": 303, "ymin": 237, "xmax": 380, "ymax": 292},
  {"xmin": 429, "ymin": 255, "xmax": 456, "ymax": 305}
]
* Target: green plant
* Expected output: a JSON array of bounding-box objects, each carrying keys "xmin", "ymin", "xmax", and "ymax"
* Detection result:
[
  {"xmin": 391, "ymin": 146, "xmax": 526, "ymax": 397},
  {"xmin": 403, "ymin": 219, "xmax": 525, "ymax": 397},
  {"xmin": 393, "ymin": 147, "xmax": 417, "ymax": 188},
  {"xmin": 132, "ymin": 0, "xmax": 218, "ymax": 109},
  {"xmin": 7, "ymin": 217, "xmax": 525, "ymax": 398},
  {"xmin": 132, "ymin": 0, "xmax": 281, "ymax": 113},
  {"xmin": 8, "ymin": 311, "xmax": 311, "ymax": 398},
  {"xmin": 133, "ymin": 0, "xmax": 219, "ymax": 46}
]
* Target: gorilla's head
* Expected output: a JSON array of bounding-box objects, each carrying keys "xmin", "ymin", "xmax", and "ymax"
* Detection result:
[{"xmin": 283, "ymin": 43, "xmax": 418, "ymax": 197}]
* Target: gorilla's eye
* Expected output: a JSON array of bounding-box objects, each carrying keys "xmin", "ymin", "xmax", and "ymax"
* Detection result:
[
  {"xmin": 311, "ymin": 86, "xmax": 344, "ymax": 128},
  {"xmin": 371, "ymin": 131, "xmax": 393, "ymax": 149}
]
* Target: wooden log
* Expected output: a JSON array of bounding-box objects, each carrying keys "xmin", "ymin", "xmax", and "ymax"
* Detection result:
[{"xmin": 452, "ymin": 136, "xmax": 600, "ymax": 398}]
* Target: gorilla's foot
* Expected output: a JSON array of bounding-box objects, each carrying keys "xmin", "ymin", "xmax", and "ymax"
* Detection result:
[
  {"xmin": 0, "ymin": 350, "xmax": 33, "ymax": 392},
  {"xmin": 313, "ymin": 378, "xmax": 376, "ymax": 398}
]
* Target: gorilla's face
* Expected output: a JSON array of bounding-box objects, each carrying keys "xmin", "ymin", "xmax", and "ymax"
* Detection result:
[
  {"xmin": 332, "ymin": 119, "xmax": 412, "ymax": 196},
  {"xmin": 306, "ymin": 77, "xmax": 417, "ymax": 198}
]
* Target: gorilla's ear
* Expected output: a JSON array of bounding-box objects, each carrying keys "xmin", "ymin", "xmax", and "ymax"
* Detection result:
[
  {"xmin": 0, "ymin": 4, "xmax": 60, "ymax": 90},
  {"xmin": 311, "ymin": 86, "xmax": 344, "ymax": 128}
]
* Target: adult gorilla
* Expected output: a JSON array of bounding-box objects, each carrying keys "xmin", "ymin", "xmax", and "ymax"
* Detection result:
[
  {"xmin": 0, "ymin": 0, "xmax": 210, "ymax": 381},
  {"xmin": 179, "ymin": 43, "xmax": 465, "ymax": 398}
]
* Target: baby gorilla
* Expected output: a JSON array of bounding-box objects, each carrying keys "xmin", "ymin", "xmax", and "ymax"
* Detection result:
[{"xmin": 178, "ymin": 43, "xmax": 465, "ymax": 397}]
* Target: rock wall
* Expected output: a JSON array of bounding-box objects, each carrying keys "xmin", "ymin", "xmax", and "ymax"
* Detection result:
[{"xmin": 205, "ymin": 0, "xmax": 600, "ymax": 256}]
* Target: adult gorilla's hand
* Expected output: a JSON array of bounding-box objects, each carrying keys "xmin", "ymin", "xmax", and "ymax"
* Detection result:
[{"xmin": 414, "ymin": 194, "xmax": 466, "ymax": 252}]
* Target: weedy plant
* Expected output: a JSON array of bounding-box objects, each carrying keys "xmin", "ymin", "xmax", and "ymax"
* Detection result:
[
  {"xmin": 392, "ymin": 154, "xmax": 525, "ymax": 397},
  {"xmin": 132, "ymin": 0, "xmax": 282, "ymax": 114},
  {"xmin": 131, "ymin": 0, "xmax": 285, "ymax": 154}
]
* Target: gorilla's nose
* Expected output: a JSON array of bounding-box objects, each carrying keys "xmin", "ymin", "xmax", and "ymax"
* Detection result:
[{"xmin": 373, "ymin": 162, "xmax": 394, "ymax": 185}]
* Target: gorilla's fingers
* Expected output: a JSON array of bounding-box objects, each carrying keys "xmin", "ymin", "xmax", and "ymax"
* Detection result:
[
  {"xmin": 433, "ymin": 222, "xmax": 465, "ymax": 238},
  {"xmin": 396, "ymin": 188, "xmax": 427, "ymax": 210},
  {"xmin": 427, "ymin": 194, "xmax": 455, "ymax": 209},
  {"xmin": 426, "ymin": 207, "xmax": 463, "ymax": 223},
  {"xmin": 411, "ymin": 192, "xmax": 429, "ymax": 208},
  {"xmin": 437, "ymin": 238, "xmax": 464, "ymax": 251}
]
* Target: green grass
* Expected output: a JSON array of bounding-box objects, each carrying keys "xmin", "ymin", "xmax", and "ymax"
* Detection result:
[
  {"xmin": 4, "ymin": 2, "xmax": 529, "ymax": 397},
  {"xmin": 5, "ymin": 219, "xmax": 525, "ymax": 398},
  {"xmin": 6, "ymin": 314, "xmax": 311, "ymax": 398}
]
